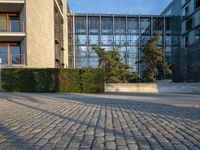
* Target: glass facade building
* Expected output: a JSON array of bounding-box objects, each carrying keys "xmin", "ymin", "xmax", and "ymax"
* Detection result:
[
  {"xmin": 68, "ymin": 14, "xmax": 180, "ymax": 79},
  {"xmin": 181, "ymin": 0, "xmax": 200, "ymax": 82},
  {"xmin": 162, "ymin": 0, "xmax": 200, "ymax": 82}
]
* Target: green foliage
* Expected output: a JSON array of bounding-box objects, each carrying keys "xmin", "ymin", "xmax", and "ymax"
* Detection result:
[
  {"xmin": 137, "ymin": 35, "xmax": 172, "ymax": 82},
  {"xmin": 93, "ymin": 46, "xmax": 136, "ymax": 83},
  {"xmin": 80, "ymin": 69, "xmax": 105, "ymax": 93},
  {"xmin": 59, "ymin": 69, "xmax": 82, "ymax": 93},
  {"xmin": 1, "ymin": 68, "xmax": 105, "ymax": 93}
]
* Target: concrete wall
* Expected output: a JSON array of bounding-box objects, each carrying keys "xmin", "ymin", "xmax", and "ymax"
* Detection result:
[
  {"xmin": 106, "ymin": 83, "xmax": 200, "ymax": 94},
  {"xmin": 65, "ymin": 0, "xmax": 68, "ymax": 67},
  {"xmin": 25, "ymin": 0, "xmax": 55, "ymax": 68}
]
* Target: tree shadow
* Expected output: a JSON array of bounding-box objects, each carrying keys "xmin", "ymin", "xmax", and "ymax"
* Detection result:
[
  {"xmin": 1, "ymin": 93, "xmax": 200, "ymax": 149},
  {"xmin": 36, "ymin": 93, "xmax": 200, "ymax": 120},
  {"xmin": 0, "ymin": 123, "xmax": 33, "ymax": 150},
  {"xmin": 3, "ymin": 93, "xmax": 200, "ymax": 121}
]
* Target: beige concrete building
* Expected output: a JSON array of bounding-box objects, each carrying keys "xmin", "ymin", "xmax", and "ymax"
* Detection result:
[{"xmin": 0, "ymin": 0, "xmax": 68, "ymax": 68}]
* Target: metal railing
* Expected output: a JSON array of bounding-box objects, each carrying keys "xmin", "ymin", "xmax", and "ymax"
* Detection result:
[
  {"xmin": 0, "ymin": 54, "xmax": 25, "ymax": 65},
  {"xmin": 0, "ymin": 21, "xmax": 25, "ymax": 32}
]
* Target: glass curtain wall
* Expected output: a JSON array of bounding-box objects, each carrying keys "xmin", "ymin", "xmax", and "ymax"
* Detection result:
[{"xmin": 68, "ymin": 14, "xmax": 177, "ymax": 79}]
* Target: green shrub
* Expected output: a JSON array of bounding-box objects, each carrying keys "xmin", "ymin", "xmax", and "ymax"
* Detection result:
[
  {"xmin": 1, "ymin": 68, "xmax": 105, "ymax": 93},
  {"xmin": 80, "ymin": 69, "xmax": 105, "ymax": 93},
  {"xmin": 59, "ymin": 69, "xmax": 82, "ymax": 93}
]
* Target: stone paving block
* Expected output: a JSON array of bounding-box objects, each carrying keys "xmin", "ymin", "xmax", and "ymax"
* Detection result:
[
  {"xmin": 105, "ymin": 141, "xmax": 116, "ymax": 150},
  {"xmin": 128, "ymin": 143, "xmax": 139, "ymax": 150},
  {"xmin": 174, "ymin": 144, "xmax": 189, "ymax": 150},
  {"xmin": 48, "ymin": 136, "xmax": 61, "ymax": 144},
  {"xmin": 0, "ymin": 93, "xmax": 200, "ymax": 150},
  {"xmin": 35, "ymin": 139, "xmax": 48, "ymax": 146}
]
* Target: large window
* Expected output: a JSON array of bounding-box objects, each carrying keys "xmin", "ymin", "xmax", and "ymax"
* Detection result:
[
  {"xmin": 0, "ymin": 43, "xmax": 21, "ymax": 65},
  {"xmin": 0, "ymin": 13, "xmax": 20, "ymax": 32}
]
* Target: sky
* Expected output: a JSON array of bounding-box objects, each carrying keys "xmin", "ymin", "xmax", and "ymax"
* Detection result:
[{"xmin": 68, "ymin": 0, "xmax": 172, "ymax": 15}]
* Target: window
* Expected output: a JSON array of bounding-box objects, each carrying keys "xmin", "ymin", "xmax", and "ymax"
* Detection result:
[
  {"xmin": 89, "ymin": 35, "xmax": 99, "ymax": 45},
  {"xmin": 0, "ymin": 13, "xmax": 20, "ymax": 32},
  {"xmin": 195, "ymin": 29, "xmax": 200, "ymax": 43},
  {"xmin": 101, "ymin": 35, "xmax": 113, "ymax": 45},
  {"xmin": 166, "ymin": 20, "xmax": 171, "ymax": 34},
  {"xmin": 186, "ymin": 18, "xmax": 193, "ymax": 31},
  {"xmin": 89, "ymin": 17, "xmax": 99, "ymax": 33},
  {"xmin": 0, "ymin": 44, "xmax": 8, "ymax": 64},
  {"xmin": 114, "ymin": 18, "xmax": 126, "ymax": 33},
  {"xmin": 140, "ymin": 19, "xmax": 150, "ymax": 34},
  {"xmin": 10, "ymin": 17, "xmax": 20, "ymax": 32},
  {"xmin": 185, "ymin": 36, "xmax": 189, "ymax": 46},
  {"xmin": 165, "ymin": 36, "xmax": 172, "ymax": 46},
  {"xmin": 101, "ymin": 17, "xmax": 112, "ymax": 33},
  {"xmin": 153, "ymin": 18, "xmax": 163, "ymax": 34},
  {"xmin": 185, "ymin": 6, "xmax": 189, "ymax": 16},
  {"xmin": 0, "ymin": 43, "xmax": 21, "ymax": 64},
  {"xmin": 127, "ymin": 18, "xmax": 138, "ymax": 33},
  {"xmin": 10, "ymin": 43, "xmax": 21, "ymax": 64},
  {"xmin": 114, "ymin": 35, "xmax": 126, "ymax": 46},
  {"xmin": 195, "ymin": 0, "xmax": 200, "ymax": 9},
  {"xmin": 76, "ymin": 35, "xmax": 87, "ymax": 45},
  {"xmin": 127, "ymin": 35, "xmax": 138, "ymax": 46},
  {"xmin": 76, "ymin": 17, "xmax": 86, "ymax": 33}
]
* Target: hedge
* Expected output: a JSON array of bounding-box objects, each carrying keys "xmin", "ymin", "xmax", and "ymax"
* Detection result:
[{"xmin": 1, "ymin": 68, "xmax": 105, "ymax": 93}]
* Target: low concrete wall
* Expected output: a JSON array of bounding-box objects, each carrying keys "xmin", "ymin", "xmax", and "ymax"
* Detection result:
[{"xmin": 105, "ymin": 83, "xmax": 200, "ymax": 94}]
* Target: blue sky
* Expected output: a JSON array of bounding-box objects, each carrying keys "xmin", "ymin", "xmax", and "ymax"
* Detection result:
[{"xmin": 68, "ymin": 0, "xmax": 172, "ymax": 15}]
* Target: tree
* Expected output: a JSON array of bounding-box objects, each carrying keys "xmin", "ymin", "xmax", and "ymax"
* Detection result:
[
  {"xmin": 93, "ymin": 46, "xmax": 136, "ymax": 83},
  {"xmin": 137, "ymin": 35, "xmax": 172, "ymax": 82}
]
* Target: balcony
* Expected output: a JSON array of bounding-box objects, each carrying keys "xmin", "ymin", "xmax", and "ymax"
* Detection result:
[
  {"xmin": 0, "ymin": 21, "xmax": 25, "ymax": 42},
  {"xmin": 0, "ymin": 54, "xmax": 25, "ymax": 66},
  {"xmin": 0, "ymin": 0, "xmax": 25, "ymax": 12}
]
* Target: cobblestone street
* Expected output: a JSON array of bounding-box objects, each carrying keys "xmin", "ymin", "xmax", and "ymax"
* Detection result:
[{"xmin": 0, "ymin": 93, "xmax": 200, "ymax": 150}]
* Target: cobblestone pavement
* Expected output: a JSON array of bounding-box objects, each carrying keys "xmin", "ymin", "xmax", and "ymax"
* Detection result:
[{"xmin": 0, "ymin": 93, "xmax": 200, "ymax": 150}]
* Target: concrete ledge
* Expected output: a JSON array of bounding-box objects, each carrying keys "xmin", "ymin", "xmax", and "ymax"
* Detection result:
[
  {"xmin": 105, "ymin": 83, "xmax": 200, "ymax": 94},
  {"xmin": 0, "ymin": 1, "xmax": 25, "ymax": 12}
]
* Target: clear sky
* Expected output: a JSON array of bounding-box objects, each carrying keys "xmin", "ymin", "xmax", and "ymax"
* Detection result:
[{"xmin": 68, "ymin": 0, "xmax": 172, "ymax": 15}]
